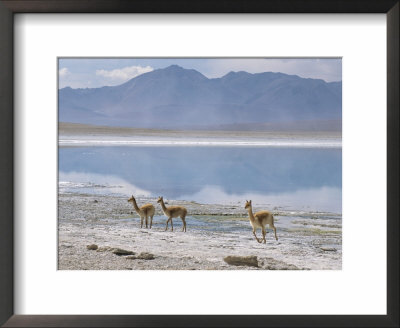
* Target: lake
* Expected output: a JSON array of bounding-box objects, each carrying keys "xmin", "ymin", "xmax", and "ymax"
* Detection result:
[{"xmin": 59, "ymin": 145, "xmax": 342, "ymax": 214}]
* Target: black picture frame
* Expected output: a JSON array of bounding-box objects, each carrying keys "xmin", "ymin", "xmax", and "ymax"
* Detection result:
[{"xmin": 0, "ymin": 0, "xmax": 398, "ymax": 327}]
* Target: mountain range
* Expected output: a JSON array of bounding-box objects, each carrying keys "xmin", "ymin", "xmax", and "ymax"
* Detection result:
[{"xmin": 59, "ymin": 65, "xmax": 342, "ymax": 130}]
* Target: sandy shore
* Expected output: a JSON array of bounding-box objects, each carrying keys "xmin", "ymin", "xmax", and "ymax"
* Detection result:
[
  {"xmin": 59, "ymin": 122, "xmax": 342, "ymax": 140},
  {"xmin": 58, "ymin": 193, "xmax": 342, "ymax": 270},
  {"xmin": 58, "ymin": 123, "xmax": 342, "ymax": 148}
]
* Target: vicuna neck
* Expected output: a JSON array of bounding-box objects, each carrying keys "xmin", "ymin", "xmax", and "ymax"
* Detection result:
[
  {"xmin": 247, "ymin": 206, "xmax": 255, "ymax": 221},
  {"xmin": 131, "ymin": 198, "xmax": 140, "ymax": 212},
  {"xmin": 159, "ymin": 199, "xmax": 168, "ymax": 212}
]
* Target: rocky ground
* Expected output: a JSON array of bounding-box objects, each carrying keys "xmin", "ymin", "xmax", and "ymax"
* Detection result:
[{"xmin": 58, "ymin": 193, "xmax": 342, "ymax": 270}]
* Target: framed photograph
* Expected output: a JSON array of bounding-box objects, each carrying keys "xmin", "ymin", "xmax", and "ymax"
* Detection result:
[
  {"xmin": 1, "ymin": 0, "xmax": 398, "ymax": 327},
  {"xmin": 57, "ymin": 56, "xmax": 342, "ymax": 272}
]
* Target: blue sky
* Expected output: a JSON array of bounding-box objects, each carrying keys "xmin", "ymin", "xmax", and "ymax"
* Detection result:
[{"xmin": 58, "ymin": 58, "xmax": 342, "ymax": 89}]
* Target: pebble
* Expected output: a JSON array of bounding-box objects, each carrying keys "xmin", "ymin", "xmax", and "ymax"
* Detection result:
[
  {"xmin": 223, "ymin": 256, "xmax": 259, "ymax": 268},
  {"xmin": 112, "ymin": 248, "xmax": 135, "ymax": 256},
  {"xmin": 126, "ymin": 252, "xmax": 155, "ymax": 260},
  {"xmin": 96, "ymin": 246, "xmax": 113, "ymax": 252},
  {"xmin": 320, "ymin": 247, "xmax": 337, "ymax": 252}
]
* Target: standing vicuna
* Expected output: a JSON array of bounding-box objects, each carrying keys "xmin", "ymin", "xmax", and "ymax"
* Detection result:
[
  {"xmin": 244, "ymin": 200, "xmax": 278, "ymax": 243},
  {"xmin": 157, "ymin": 196, "xmax": 187, "ymax": 232},
  {"xmin": 128, "ymin": 195, "xmax": 155, "ymax": 229}
]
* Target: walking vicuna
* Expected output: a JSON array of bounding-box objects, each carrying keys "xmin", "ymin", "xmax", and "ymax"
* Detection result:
[
  {"xmin": 157, "ymin": 196, "xmax": 187, "ymax": 232},
  {"xmin": 244, "ymin": 200, "xmax": 278, "ymax": 243},
  {"xmin": 128, "ymin": 195, "xmax": 155, "ymax": 228}
]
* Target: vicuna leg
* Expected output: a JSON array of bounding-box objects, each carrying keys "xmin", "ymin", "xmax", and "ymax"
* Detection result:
[
  {"xmin": 170, "ymin": 218, "xmax": 174, "ymax": 231},
  {"xmin": 150, "ymin": 215, "xmax": 154, "ymax": 229},
  {"xmin": 253, "ymin": 228, "xmax": 261, "ymax": 243},
  {"xmin": 165, "ymin": 218, "xmax": 170, "ymax": 231},
  {"xmin": 140, "ymin": 216, "xmax": 144, "ymax": 228},
  {"xmin": 272, "ymin": 225, "xmax": 278, "ymax": 241},
  {"xmin": 262, "ymin": 227, "xmax": 267, "ymax": 244},
  {"xmin": 145, "ymin": 216, "xmax": 148, "ymax": 229},
  {"xmin": 181, "ymin": 218, "xmax": 186, "ymax": 232}
]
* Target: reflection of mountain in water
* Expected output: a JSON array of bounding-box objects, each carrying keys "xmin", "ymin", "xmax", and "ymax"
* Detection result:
[{"xmin": 59, "ymin": 146, "xmax": 342, "ymax": 200}]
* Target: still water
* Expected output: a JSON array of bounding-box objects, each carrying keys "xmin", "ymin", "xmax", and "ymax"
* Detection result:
[{"xmin": 59, "ymin": 146, "xmax": 342, "ymax": 213}]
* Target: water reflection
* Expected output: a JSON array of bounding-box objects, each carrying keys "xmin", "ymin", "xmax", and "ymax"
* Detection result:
[
  {"xmin": 180, "ymin": 185, "xmax": 341, "ymax": 213},
  {"xmin": 59, "ymin": 146, "xmax": 341, "ymax": 212},
  {"xmin": 59, "ymin": 171, "xmax": 151, "ymax": 196}
]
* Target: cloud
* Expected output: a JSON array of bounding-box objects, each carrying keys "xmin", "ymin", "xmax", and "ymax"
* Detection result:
[
  {"xmin": 59, "ymin": 67, "xmax": 70, "ymax": 77},
  {"xmin": 95, "ymin": 65, "xmax": 153, "ymax": 83}
]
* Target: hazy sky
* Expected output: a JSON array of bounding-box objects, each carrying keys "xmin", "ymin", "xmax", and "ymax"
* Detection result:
[{"xmin": 58, "ymin": 58, "xmax": 342, "ymax": 89}]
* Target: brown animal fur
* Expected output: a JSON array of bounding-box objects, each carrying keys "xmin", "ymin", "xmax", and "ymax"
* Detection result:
[
  {"xmin": 128, "ymin": 195, "xmax": 155, "ymax": 228},
  {"xmin": 157, "ymin": 196, "xmax": 187, "ymax": 232},
  {"xmin": 244, "ymin": 200, "xmax": 278, "ymax": 243}
]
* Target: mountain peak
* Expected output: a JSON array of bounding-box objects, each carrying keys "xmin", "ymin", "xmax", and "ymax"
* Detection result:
[
  {"xmin": 153, "ymin": 65, "xmax": 207, "ymax": 81},
  {"xmin": 222, "ymin": 71, "xmax": 252, "ymax": 79},
  {"xmin": 165, "ymin": 64, "xmax": 183, "ymax": 70}
]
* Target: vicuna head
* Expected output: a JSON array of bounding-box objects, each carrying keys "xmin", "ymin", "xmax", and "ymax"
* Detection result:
[
  {"xmin": 157, "ymin": 196, "xmax": 163, "ymax": 204},
  {"xmin": 244, "ymin": 200, "xmax": 252, "ymax": 209},
  {"xmin": 128, "ymin": 195, "xmax": 135, "ymax": 203}
]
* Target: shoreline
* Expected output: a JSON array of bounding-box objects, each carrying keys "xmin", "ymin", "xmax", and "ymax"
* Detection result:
[
  {"xmin": 59, "ymin": 122, "xmax": 342, "ymax": 139},
  {"xmin": 58, "ymin": 123, "xmax": 342, "ymax": 148},
  {"xmin": 58, "ymin": 193, "xmax": 342, "ymax": 270},
  {"xmin": 58, "ymin": 137, "xmax": 342, "ymax": 148}
]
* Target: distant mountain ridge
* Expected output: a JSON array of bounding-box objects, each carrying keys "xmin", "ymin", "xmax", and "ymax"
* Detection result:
[{"xmin": 59, "ymin": 65, "xmax": 342, "ymax": 130}]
